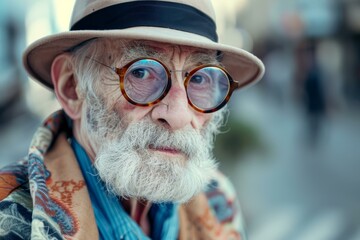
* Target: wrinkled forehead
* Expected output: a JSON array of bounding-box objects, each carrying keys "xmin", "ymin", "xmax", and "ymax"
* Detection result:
[
  {"xmin": 119, "ymin": 39, "xmax": 219, "ymax": 64},
  {"xmin": 73, "ymin": 38, "xmax": 220, "ymax": 67}
]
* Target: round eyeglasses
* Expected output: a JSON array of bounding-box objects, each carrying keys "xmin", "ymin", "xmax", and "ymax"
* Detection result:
[{"xmin": 90, "ymin": 57, "xmax": 238, "ymax": 113}]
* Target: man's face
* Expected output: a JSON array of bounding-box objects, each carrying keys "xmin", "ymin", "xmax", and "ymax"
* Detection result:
[{"xmin": 80, "ymin": 40, "xmax": 224, "ymax": 203}]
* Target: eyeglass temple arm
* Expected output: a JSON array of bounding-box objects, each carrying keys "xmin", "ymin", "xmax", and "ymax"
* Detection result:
[{"xmin": 85, "ymin": 56, "xmax": 117, "ymax": 72}]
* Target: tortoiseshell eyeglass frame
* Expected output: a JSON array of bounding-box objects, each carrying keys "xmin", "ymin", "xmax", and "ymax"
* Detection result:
[{"xmin": 88, "ymin": 57, "xmax": 239, "ymax": 113}]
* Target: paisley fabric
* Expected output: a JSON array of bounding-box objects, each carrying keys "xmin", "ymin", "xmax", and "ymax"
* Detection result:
[{"xmin": 0, "ymin": 110, "xmax": 246, "ymax": 239}]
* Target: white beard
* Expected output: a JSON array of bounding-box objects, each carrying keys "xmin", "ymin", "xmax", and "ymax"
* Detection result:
[{"xmin": 85, "ymin": 95, "xmax": 220, "ymax": 203}]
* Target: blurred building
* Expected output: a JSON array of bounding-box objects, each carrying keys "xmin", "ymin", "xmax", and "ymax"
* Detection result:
[
  {"xmin": 215, "ymin": 1, "xmax": 360, "ymax": 239},
  {"xmin": 0, "ymin": 1, "xmax": 28, "ymax": 117}
]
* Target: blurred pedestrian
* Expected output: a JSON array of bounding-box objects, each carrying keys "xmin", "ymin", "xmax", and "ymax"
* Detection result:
[{"xmin": 296, "ymin": 40, "xmax": 327, "ymax": 146}]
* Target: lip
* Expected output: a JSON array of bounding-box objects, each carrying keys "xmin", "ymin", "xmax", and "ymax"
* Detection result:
[{"xmin": 148, "ymin": 144, "xmax": 182, "ymax": 155}]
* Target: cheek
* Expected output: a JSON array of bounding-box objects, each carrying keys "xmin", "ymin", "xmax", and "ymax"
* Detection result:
[
  {"xmin": 115, "ymin": 100, "xmax": 152, "ymax": 123},
  {"xmin": 193, "ymin": 112, "xmax": 212, "ymax": 130},
  {"xmin": 122, "ymin": 101, "xmax": 137, "ymax": 111}
]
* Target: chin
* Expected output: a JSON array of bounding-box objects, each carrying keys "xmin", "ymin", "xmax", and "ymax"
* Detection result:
[{"xmin": 95, "ymin": 150, "xmax": 216, "ymax": 203}]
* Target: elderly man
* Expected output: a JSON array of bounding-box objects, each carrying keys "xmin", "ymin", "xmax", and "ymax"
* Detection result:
[{"xmin": 0, "ymin": 0, "xmax": 264, "ymax": 239}]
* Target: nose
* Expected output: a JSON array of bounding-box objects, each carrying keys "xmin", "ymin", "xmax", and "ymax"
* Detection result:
[{"xmin": 151, "ymin": 82, "xmax": 193, "ymax": 130}]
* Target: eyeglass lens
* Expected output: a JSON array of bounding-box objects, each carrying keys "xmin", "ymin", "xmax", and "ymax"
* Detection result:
[
  {"xmin": 187, "ymin": 66, "xmax": 230, "ymax": 110},
  {"xmin": 124, "ymin": 59, "xmax": 168, "ymax": 104},
  {"xmin": 123, "ymin": 59, "xmax": 230, "ymax": 110}
]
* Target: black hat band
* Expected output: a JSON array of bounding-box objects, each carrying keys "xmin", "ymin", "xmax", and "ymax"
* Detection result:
[{"xmin": 71, "ymin": 1, "xmax": 218, "ymax": 42}]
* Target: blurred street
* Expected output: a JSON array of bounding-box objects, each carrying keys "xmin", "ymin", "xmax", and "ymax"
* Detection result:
[{"xmin": 220, "ymin": 88, "xmax": 360, "ymax": 240}]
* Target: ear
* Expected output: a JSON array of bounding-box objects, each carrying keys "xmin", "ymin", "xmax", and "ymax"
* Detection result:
[{"xmin": 51, "ymin": 54, "xmax": 83, "ymax": 120}]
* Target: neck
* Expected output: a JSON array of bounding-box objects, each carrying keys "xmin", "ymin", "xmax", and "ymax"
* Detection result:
[
  {"xmin": 73, "ymin": 119, "xmax": 98, "ymax": 162},
  {"xmin": 121, "ymin": 198, "xmax": 152, "ymax": 235}
]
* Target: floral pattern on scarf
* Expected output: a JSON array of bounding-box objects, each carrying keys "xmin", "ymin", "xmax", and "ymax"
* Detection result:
[{"xmin": 0, "ymin": 110, "xmax": 246, "ymax": 240}]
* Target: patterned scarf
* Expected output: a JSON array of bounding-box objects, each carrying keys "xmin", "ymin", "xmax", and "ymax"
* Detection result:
[{"xmin": 0, "ymin": 110, "xmax": 246, "ymax": 239}]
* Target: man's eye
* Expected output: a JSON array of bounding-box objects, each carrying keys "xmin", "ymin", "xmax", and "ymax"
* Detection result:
[
  {"xmin": 131, "ymin": 68, "xmax": 149, "ymax": 79},
  {"xmin": 190, "ymin": 75, "xmax": 205, "ymax": 84}
]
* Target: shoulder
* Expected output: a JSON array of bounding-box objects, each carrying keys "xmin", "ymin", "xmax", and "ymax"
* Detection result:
[
  {"xmin": 0, "ymin": 178, "xmax": 33, "ymax": 239},
  {"xmin": 0, "ymin": 160, "xmax": 29, "ymax": 201},
  {"xmin": 205, "ymin": 170, "xmax": 247, "ymax": 238},
  {"xmin": 0, "ymin": 201, "xmax": 32, "ymax": 239},
  {"xmin": 206, "ymin": 170, "xmax": 237, "ymax": 203},
  {"xmin": 179, "ymin": 171, "xmax": 247, "ymax": 240}
]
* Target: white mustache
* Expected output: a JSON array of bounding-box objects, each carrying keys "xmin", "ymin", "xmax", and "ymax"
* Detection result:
[{"xmin": 117, "ymin": 119, "xmax": 204, "ymax": 159}]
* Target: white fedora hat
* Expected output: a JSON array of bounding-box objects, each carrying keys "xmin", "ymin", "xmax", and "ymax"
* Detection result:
[{"xmin": 23, "ymin": 0, "xmax": 265, "ymax": 90}]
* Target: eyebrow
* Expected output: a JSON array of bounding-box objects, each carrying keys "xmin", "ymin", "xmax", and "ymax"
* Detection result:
[
  {"xmin": 121, "ymin": 41, "xmax": 165, "ymax": 61},
  {"xmin": 186, "ymin": 51, "xmax": 219, "ymax": 66}
]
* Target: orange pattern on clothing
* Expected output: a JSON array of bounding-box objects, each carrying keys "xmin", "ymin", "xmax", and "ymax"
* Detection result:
[
  {"xmin": 196, "ymin": 207, "xmax": 225, "ymax": 237},
  {"xmin": 184, "ymin": 206, "xmax": 241, "ymax": 240},
  {"xmin": 50, "ymin": 195, "xmax": 81, "ymax": 237},
  {"xmin": 0, "ymin": 174, "xmax": 20, "ymax": 200},
  {"xmin": 50, "ymin": 180, "xmax": 86, "ymax": 206}
]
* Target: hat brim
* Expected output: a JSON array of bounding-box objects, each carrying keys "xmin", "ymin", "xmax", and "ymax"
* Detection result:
[{"xmin": 23, "ymin": 26, "xmax": 265, "ymax": 90}]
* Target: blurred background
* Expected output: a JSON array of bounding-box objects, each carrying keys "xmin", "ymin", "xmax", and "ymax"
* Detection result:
[{"xmin": 0, "ymin": 0, "xmax": 359, "ymax": 239}]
